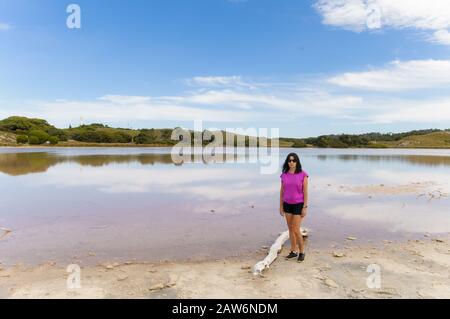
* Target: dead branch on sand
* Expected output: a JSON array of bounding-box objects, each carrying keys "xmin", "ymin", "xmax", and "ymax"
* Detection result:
[{"xmin": 253, "ymin": 228, "xmax": 309, "ymax": 276}]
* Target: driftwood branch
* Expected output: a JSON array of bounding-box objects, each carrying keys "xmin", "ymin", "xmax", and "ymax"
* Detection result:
[
  {"xmin": 0, "ymin": 227, "xmax": 12, "ymax": 240},
  {"xmin": 252, "ymin": 227, "xmax": 309, "ymax": 276}
]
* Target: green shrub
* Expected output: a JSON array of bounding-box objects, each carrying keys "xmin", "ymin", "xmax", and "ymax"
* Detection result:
[
  {"xmin": 28, "ymin": 129, "xmax": 50, "ymax": 144},
  {"xmin": 110, "ymin": 131, "xmax": 132, "ymax": 143},
  {"xmin": 28, "ymin": 136, "xmax": 41, "ymax": 145},
  {"xmin": 135, "ymin": 129, "xmax": 160, "ymax": 144},
  {"xmin": 0, "ymin": 116, "xmax": 53, "ymax": 134},
  {"xmin": 71, "ymin": 130, "xmax": 113, "ymax": 143},
  {"xmin": 47, "ymin": 128, "xmax": 68, "ymax": 141},
  {"xmin": 48, "ymin": 136, "xmax": 59, "ymax": 145},
  {"xmin": 16, "ymin": 135, "xmax": 29, "ymax": 144},
  {"xmin": 368, "ymin": 142, "xmax": 388, "ymax": 148}
]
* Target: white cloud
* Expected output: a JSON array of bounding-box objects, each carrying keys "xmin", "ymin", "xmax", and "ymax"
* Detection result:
[
  {"xmin": 4, "ymin": 76, "xmax": 365, "ymax": 126},
  {"xmin": 32, "ymin": 164, "xmax": 277, "ymax": 200},
  {"xmin": 368, "ymin": 97, "xmax": 450, "ymax": 124},
  {"xmin": 314, "ymin": 0, "xmax": 370, "ymax": 32},
  {"xmin": 5, "ymin": 86, "xmax": 449, "ymax": 128},
  {"xmin": 21, "ymin": 97, "xmax": 273, "ymax": 124},
  {"xmin": 186, "ymin": 76, "xmax": 255, "ymax": 88},
  {"xmin": 323, "ymin": 58, "xmax": 450, "ymax": 124},
  {"xmin": 165, "ymin": 88, "xmax": 362, "ymax": 114},
  {"xmin": 99, "ymin": 95, "xmax": 152, "ymax": 105},
  {"xmin": 431, "ymin": 29, "xmax": 450, "ymax": 45},
  {"xmin": 314, "ymin": 0, "xmax": 450, "ymax": 45},
  {"xmin": 328, "ymin": 59, "xmax": 450, "ymax": 91},
  {"xmin": 0, "ymin": 23, "xmax": 12, "ymax": 31},
  {"xmin": 4, "ymin": 60, "xmax": 450, "ymax": 128},
  {"xmin": 327, "ymin": 202, "xmax": 450, "ymax": 233},
  {"xmin": 164, "ymin": 90, "xmax": 278, "ymax": 109}
]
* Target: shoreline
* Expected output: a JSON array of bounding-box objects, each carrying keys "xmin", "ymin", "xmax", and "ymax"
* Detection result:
[
  {"xmin": 2, "ymin": 145, "xmax": 450, "ymax": 150},
  {"xmin": 1, "ymin": 235, "xmax": 449, "ymax": 299}
]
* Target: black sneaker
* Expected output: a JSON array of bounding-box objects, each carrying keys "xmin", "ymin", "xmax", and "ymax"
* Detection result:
[
  {"xmin": 297, "ymin": 253, "xmax": 305, "ymax": 262},
  {"xmin": 285, "ymin": 251, "xmax": 298, "ymax": 260}
]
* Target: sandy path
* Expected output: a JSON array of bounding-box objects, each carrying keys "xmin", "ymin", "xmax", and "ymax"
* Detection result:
[{"xmin": 1, "ymin": 236, "xmax": 449, "ymax": 299}]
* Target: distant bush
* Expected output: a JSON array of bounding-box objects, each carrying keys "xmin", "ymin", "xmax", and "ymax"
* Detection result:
[
  {"xmin": 110, "ymin": 131, "xmax": 133, "ymax": 143},
  {"xmin": 281, "ymin": 138, "xmax": 307, "ymax": 148},
  {"xmin": 135, "ymin": 129, "xmax": 161, "ymax": 144},
  {"xmin": 0, "ymin": 116, "xmax": 53, "ymax": 134},
  {"xmin": 48, "ymin": 136, "xmax": 59, "ymax": 145},
  {"xmin": 28, "ymin": 130, "xmax": 50, "ymax": 144},
  {"xmin": 305, "ymin": 134, "xmax": 370, "ymax": 148},
  {"xmin": 16, "ymin": 135, "xmax": 29, "ymax": 144},
  {"xmin": 28, "ymin": 136, "xmax": 41, "ymax": 145},
  {"xmin": 71, "ymin": 130, "xmax": 113, "ymax": 143},
  {"xmin": 368, "ymin": 142, "xmax": 388, "ymax": 148},
  {"xmin": 292, "ymin": 140, "xmax": 307, "ymax": 148},
  {"xmin": 47, "ymin": 128, "xmax": 68, "ymax": 141}
]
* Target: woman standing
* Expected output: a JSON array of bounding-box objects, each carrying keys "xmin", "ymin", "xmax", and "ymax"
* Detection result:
[{"xmin": 279, "ymin": 153, "xmax": 309, "ymax": 262}]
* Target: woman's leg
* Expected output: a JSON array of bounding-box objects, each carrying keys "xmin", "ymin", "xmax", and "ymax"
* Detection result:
[
  {"xmin": 284, "ymin": 213, "xmax": 298, "ymax": 252},
  {"xmin": 292, "ymin": 215, "xmax": 305, "ymax": 253}
]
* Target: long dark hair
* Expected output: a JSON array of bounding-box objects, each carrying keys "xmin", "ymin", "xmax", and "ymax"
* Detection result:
[{"xmin": 282, "ymin": 153, "xmax": 302, "ymax": 174}]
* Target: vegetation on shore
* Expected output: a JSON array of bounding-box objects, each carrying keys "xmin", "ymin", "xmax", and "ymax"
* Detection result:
[
  {"xmin": 0, "ymin": 116, "xmax": 449, "ymax": 148},
  {"xmin": 303, "ymin": 129, "xmax": 450, "ymax": 148}
]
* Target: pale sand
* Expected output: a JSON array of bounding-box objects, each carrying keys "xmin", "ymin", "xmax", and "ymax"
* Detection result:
[
  {"xmin": 1, "ymin": 236, "xmax": 449, "ymax": 299},
  {"xmin": 344, "ymin": 182, "xmax": 436, "ymax": 195},
  {"xmin": 341, "ymin": 181, "xmax": 439, "ymax": 195}
]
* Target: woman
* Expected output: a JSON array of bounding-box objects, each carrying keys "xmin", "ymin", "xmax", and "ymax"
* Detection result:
[{"xmin": 279, "ymin": 153, "xmax": 309, "ymax": 262}]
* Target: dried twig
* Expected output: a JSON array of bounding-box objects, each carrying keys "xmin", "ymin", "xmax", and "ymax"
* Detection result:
[
  {"xmin": 0, "ymin": 227, "xmax": 12, "ymax": 240},
  {"xmin": 253, "ymin": 228, "xmax": 309, "ymax": 276}
]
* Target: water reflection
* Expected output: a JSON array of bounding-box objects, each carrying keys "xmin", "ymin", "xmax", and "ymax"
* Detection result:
[
  {"xmin": 315, "ymin": 154, "xmax": 450, "ymax": 167},
  {"xmin": 0, "ymin": 148, "xmax": 449, "ymax": 265},
  {"xmin": 325, "ymin": 201, "xmax": 450, "ymax": 233},
  {"xmin": 2, "ymin": 151, "xmax": 450, "ymax": 177},
  {"xmin": 0, "ymin": 152, "xmax": 254, "ymax": 176}
]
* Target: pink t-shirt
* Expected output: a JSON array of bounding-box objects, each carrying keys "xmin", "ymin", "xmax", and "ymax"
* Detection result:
[{"xmin": 280, "ymin": 171, "xmax": 309, "ymax": 204}]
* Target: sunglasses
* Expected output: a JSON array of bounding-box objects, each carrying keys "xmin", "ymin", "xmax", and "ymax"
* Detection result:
[{"xmin": 288, "ymin": 159, "xmax": 297, "ymax": 163}]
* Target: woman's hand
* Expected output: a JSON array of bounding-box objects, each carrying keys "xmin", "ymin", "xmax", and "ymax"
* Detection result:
[
  {"xmin": 301, "ymin": 206, "xmax": 308, "ymax": 218},
  {"xmin": 279, "ymin": 207, "xmax": 285, "ymax": 217}
]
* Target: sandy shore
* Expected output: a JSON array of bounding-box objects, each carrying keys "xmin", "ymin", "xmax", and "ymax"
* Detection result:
[{"xmin": 1, "ymin": 235, "xmax": 449, "ymax": 299}]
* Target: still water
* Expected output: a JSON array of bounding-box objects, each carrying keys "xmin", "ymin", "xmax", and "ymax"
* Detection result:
[{"xmin": 1, "ymin": 147, "xmax": 449, "ymax": 265}]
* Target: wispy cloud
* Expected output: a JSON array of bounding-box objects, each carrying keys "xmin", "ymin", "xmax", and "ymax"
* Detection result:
[
  {"xmin": 16, "ymin": 96, "xmax": 277, "ymax": 125},
  {"xmin": 185, "ymin": 76, "xmax": 258, "ymax": 89},
  {"xmin": 3, "ymin": 59, "xmax": 450, "ymax": 128},
  {"xmin": 431, "ymin": 29, "xmax": 450, "ymax": 45},
  {"xmin": 367, "ymin": 97, "xmax": 450, "ymax": 124},
  {"xmin": 314, "ymin": 0, "xmax": 450, "ymax": 45},
  {"xmin": 6, "ymin": 87, "xmax": 360, "ymax": 127},
  {"xmin": 0, "ymin": 22, "xmax": 12, "ymax": 31},
  {"xmin": 328, "ymin": 59, "xmax": 450, "ymax": 91}
]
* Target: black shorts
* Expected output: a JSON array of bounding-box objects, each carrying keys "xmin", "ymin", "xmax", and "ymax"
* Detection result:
[{"xmin": 283, "ymin": 201, "xmax": 304, "ymax": 215}]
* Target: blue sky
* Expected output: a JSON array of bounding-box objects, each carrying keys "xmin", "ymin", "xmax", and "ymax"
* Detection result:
[{"xmin": 1, "ymin": 0, "xmax": 450, "ymax": 138}]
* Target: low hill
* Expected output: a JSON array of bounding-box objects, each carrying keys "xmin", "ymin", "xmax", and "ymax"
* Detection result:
[
  {"xmin": 0, "ymin": 116, "xmax": 55, "ymax": 133},
  {"xmin": 0, "ymin": 131, "xmax": 17, "ymax": 145},
  {"xmin": 0, "ymin": 116, "xmax": 449, "ymax": 148},
  {"xmin": 0, "ymin": 116, "xmax": 68, "ymax": 143},
  {"xmin": 385, "ymin": 131, "xmax": 450, "ymax": 148}
]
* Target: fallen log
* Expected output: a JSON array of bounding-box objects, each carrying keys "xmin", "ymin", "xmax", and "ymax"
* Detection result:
[
  {"xmin": 0, "ymin": 227, "xmax": 12, "ymax": 240},
  {"xmin": 252, "ymin": 227, "xmax": 309, "ymax": 276}
]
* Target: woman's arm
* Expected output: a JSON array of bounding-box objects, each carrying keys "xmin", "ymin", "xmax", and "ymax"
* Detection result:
[
  {"xmin": 301, "ymin": 176, "xmax": 309, "ymax": 217},
  {"xmin": 279, "ymin": 182, "xmax": 284, "ymax": 216}
]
